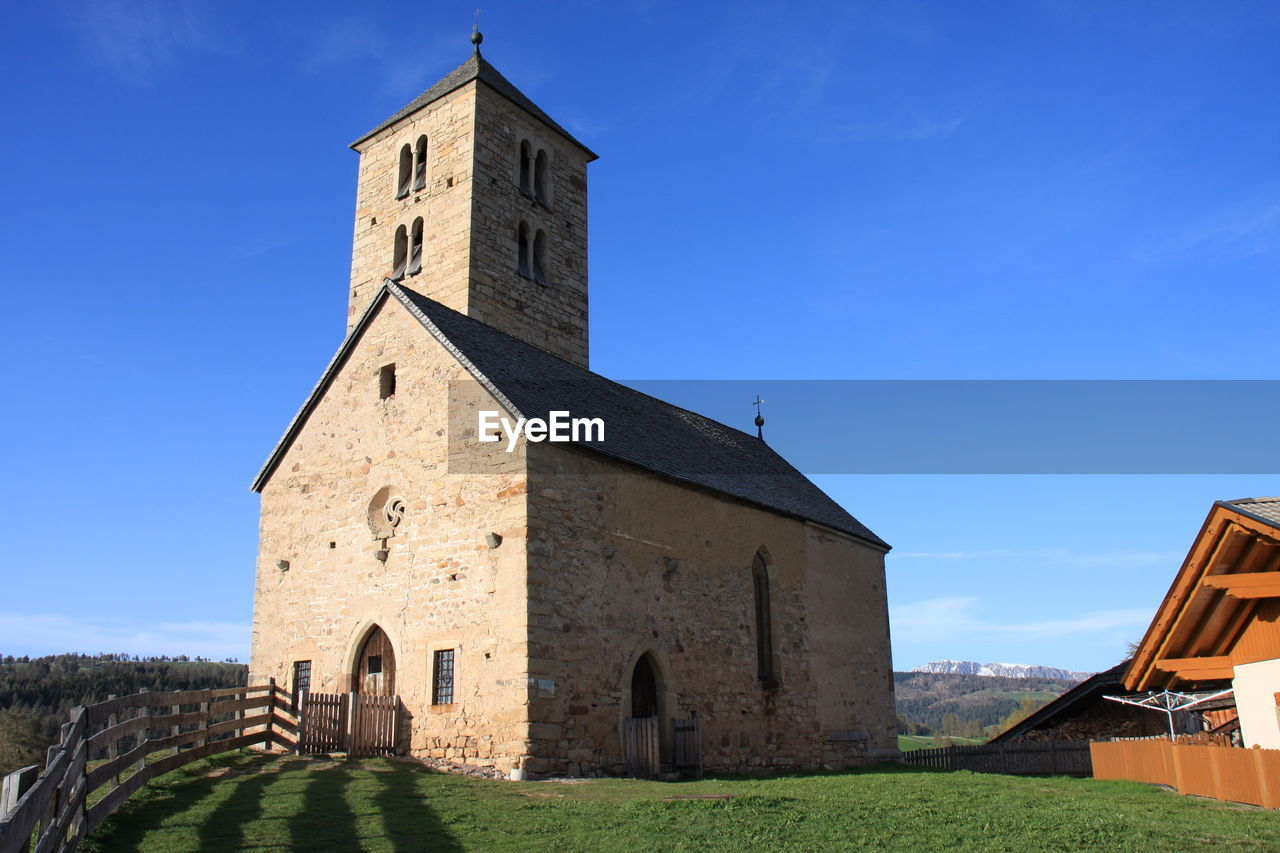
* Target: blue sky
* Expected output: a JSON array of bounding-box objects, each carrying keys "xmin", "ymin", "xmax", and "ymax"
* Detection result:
[{"xmin": 0, "ymin": 1, "xmax": 1277, "ymax": 672}]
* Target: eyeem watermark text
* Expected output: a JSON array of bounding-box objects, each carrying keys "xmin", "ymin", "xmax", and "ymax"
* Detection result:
[{"xmin": 478, "ymin": 411, "xmax": 604, "ymax": 452}]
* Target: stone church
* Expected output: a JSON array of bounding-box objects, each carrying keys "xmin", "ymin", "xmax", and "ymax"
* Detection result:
[{"xmin": 248, "ymin": 34, "xmax": 897, "ymax": 778}]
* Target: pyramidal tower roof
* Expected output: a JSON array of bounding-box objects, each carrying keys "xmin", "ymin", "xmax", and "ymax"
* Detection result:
[{"xmin": 350, "ymin": 50, "xmax": 597, "ymax": 159}]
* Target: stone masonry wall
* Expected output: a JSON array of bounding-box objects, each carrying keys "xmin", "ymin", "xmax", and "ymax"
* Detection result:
[
  {"xmin": 521, "ymin": 442, "xmax": 898, "ymax": 777},
  {"xmin": 249, "ymin": 300, "xmax": 533, "ymax": 775}
]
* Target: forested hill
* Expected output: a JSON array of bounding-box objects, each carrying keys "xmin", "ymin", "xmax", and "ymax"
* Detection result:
[
  {"xmin": 0, "ymin": 654, "xmax": 248, "ymax": 775},
  {"xmin": 894, "ymin": 671, "xmax": 1079, "ymax": 738}
]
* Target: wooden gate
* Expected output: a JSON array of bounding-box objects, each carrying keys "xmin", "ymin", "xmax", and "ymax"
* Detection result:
[
  {"xmin": 299, "ymin": 692, "xmax": 347, "ymax": 754},
  {"xmin": 299, "ymin": 692, "xmax": 399, "ymax": 757},
  {"xmin": 625, "ymin": 717, "xmax": 660, "ymax": 779},
  {"xmin": 350, "ymin": 694, "xmax": 399, "ymax": 758},
  {"xmin": 673, "ymin": 717, "xmax": 703, "ymax": 780}
]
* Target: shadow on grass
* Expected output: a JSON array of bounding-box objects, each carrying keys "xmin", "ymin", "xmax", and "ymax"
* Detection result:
[
  {"xmin": 371, "ymin": 761, "xmax": 464, "ymax": 853},
  {"xmin": 285, "ymin": 761, "xmax": 363, "ymax": 852}
]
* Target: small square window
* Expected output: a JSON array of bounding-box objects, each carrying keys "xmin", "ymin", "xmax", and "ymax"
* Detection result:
[
  {"xmin": 379, "ymin": 364, "xmax": 396, "ymax": 399},
  {"xmin": 367, "ymin": 654, "xmax": 383, "ymax": 675}
]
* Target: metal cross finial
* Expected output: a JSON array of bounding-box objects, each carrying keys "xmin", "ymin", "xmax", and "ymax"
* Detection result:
[
  {"xmin": 753, "ymin": 396, "xmax": 766, "ymax": 441},
  {"xmin": 753, "ymin": 396, "xmax": 765, "ymax": 417},
  {"xmin": 471, "ymin": 9, "xmax": 484, "ymax": 54}
]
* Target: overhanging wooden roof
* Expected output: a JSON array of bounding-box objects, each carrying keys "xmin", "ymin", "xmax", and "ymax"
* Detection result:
[{"xmin": 1125, "ymin": 499, "xmax": 1280, "ymax": 692}]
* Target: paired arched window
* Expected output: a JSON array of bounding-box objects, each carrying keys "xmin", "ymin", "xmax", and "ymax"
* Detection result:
[
  {"xmin": 517, "ymin": 221, "xmax": 531, "ymax": 278},
  {"xmin": 752, "ymin": 551, "xmax": 777, "ymax": 685},
  {"xmin": 519, "ymin": 140, "xmax": 551, "ymax": 205},
  {"xmin": 392, "ymin": 217, "xmax": 424, "ymax": 280},
  {"xmin": 413, "ymin": 135, "xmax": 428, "ymax": 191},
  {"xmin": 517, "ymin": 221, "xmax": 548, "ymax": 285},
  {"xmin": 519, "ymin": 141, "xmax": 533, "ymax": 197},
  {"xmin": 396, "ymin": 136, "xmax": 429, "ymax": 198},
  {"xmin": 534, "ymin": 150, "xmax": 549, "ymax": 204},
  {"xmin": 396, "ymin": 144, "xmax": 412, "ymax": 198}
]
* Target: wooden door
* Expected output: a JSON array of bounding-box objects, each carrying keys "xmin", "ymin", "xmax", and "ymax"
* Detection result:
[{"xmin": 356, "ymin": 626, "xmax": 396, "ymax": 696}]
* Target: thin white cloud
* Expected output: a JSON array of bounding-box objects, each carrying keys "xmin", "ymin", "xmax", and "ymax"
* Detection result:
[
  {"xmin": 0, "ymin": 611, "xmax": 249, "ymax": 661},
  {"xmin": 890, "ymin": 595, "xmax": 1151, "ymax": 644},
  {"xmin": 1132, "ymin": 200, "xmax": 1280, "ymax": 264},
  {"xmin": 68, "ymin": 0, "xmax": 208, "ymax": 86}
]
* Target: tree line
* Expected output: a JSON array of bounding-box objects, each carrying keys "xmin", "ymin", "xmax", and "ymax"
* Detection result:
[{"xmin": 0, "ymin": 653, "xmax": 248, "ymax": 776}]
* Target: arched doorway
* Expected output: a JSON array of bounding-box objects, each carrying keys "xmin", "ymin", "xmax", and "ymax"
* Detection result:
[
  {"xmin": 625, "ymin": 653, "xmax": 664, "ymax": 778},
  {"xmin": 354, "ymin": 625, "xmax": 396, "ymax": 696},
  {"xmin": 631, "ymin": 654, "xmax": 658, "ymax": 718}
]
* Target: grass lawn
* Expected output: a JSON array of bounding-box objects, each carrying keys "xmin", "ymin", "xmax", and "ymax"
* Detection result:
[
  {"xmin": 82, "ymin": 752, "xmax": 1280, "ymax": 853},
  {"xmin": 897, "ymin": 735, "xmax": 986, "ymax": 751}
]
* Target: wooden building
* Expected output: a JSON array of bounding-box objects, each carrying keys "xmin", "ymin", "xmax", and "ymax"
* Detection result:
[{"xmin": 1125, "ymin": 497, "xmax": 1280, "ymax": 748}]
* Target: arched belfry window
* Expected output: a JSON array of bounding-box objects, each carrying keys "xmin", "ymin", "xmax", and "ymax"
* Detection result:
[
  {"xmin": 396, "ymin": 144, "xmax": 412, "ymax": 199},
  {"xmin": 519, "ymin": 141, "xmax": 533, "ymax": 197},
  {"xmin": 752, "ymin": 551, "xmax": 778, "ymax": 686},
  {"xmin": 533, "ymin": 229, "xmax": 548, "ymax": 285},
  {"xmin": 413, "ymin": 135, "xmax": 428, "ymax": 191},
  {"xmin": 517, "ymin": 221, "xmax": 531, "ymax": 278},
  {"xmin": 534, "ymin": 149, "xmax": 549, "ymax": 204},
  {"xmin": 392, "ymin": 224, "xmax": 408, "ymax": 280},
  {"xmin": 406, "ymin": 218, "xmax": 424, "ymax": 276}
]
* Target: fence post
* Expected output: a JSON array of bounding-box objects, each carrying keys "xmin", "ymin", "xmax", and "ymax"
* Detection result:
[
  {"xmin": 1049, "ymin": 740, "xmax": 1056, "ymax": 775},
  {"xmin": 136, "ymin": 689, "xmax": 151, "ymax": 775},
  {"xmin": 170, "ymin": 697, "xmax": 181, "ymax": 756},
  {"xmin": 346, "ymin": 692, "xmax": 357, "ymax": 757},
  {"xmin": 266, "ymin": 678, "xmax": 277, "ymax": 751}
]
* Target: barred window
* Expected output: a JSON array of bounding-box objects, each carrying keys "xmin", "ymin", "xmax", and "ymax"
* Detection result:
[
  {"xmin": 292, "ymin": 660, "xmax": 311, "ymax": 713},
  {"xmin": 432, "ymin": 649, "xmax": 455, "ymax": 705}
]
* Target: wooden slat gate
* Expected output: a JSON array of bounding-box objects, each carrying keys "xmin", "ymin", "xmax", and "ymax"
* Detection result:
[
  {"xmin": 350, "ymin": 695, "xmax": 398, "ymax": 758},
  {"xmin": 672, "ymin": 717, "xmax": 703, "ymax": 780},
  {"xmin": 298, "ymin": 693, "xmax": 347, "ymax": 755},
  {"xmin": 299, "ymin": 693, "xmax": 398, "ymax": 757},
  {"xmin": 624, "ymin": 717, "xmax": 660, "ymax": 779}
]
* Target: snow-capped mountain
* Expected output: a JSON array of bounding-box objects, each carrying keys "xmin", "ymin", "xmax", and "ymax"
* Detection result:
[{"xmin": 910, "ymin": 660, "xmax": 1092, "ymax": 681}]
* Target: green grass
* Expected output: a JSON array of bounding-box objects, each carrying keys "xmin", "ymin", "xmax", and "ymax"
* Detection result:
[
  {"xmin": 82, "ymin": 752, "xmax": 1280, "ymax": 853},
  {"xmin": 897, "ymin": 735, "xmax": 986, "ymax": 751}
]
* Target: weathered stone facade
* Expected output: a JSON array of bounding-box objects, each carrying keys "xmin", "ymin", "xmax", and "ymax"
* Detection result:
[{"xmin": 249, "ymin": 45, "xmax": 897, "ymax": 778}]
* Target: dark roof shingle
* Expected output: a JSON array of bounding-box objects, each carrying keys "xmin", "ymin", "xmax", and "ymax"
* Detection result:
[
  {"xmin": 391, "ymin": 284, "xmax": 886, "ymax": 547},
  {"xmin": 351, "ymin": 53, "xmax": 596, "ymax": 158},
  {"xmin": 1222, "ymin": 497, "xmax": 1280, "ymax": 530}
]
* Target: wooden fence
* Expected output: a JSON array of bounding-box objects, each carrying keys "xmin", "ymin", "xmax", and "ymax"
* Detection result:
[
  {"xmin": 1091, "ymin": 736, "xmax": 1280, "ymax": 808},
  {"xmin": 900, "ymin": 741, "xmax": 1092, "ymax": 776},
  {"xmin": 0, "ymin": 682, "xmax": 295, "ymax": 853}
]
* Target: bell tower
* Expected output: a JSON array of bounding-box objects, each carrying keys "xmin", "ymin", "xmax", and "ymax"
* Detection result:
[{"xmin": 346, "ymin": 31, "xmax": 597, "ymax": 367}]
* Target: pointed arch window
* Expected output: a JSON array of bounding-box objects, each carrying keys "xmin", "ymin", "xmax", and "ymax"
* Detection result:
[
  {"xmin": 413, "ymin": 135, "xmax": 428, "ymax": 191},
  {"xmin": 396, "ymin": 144, "xmax": 413, "ymax": 199},
  {"xmin": 392, "ymin": 224, "xmax": 408, "ymax": 280},
  {"xmin": 517, "ymin": 221, "xmax": 531, "ymax": 278},
  {"xmin": 753, "ymin": 551, "xmax": 778, "ymax": 686},
  {"xmin": 533, "ymin": 229, "xmax": 548, "ymax": 285},
  {"xmin": 406, "ymin": 217, "xmax": 424, "ymax": 276},
  {"xmin": 519, "ymin": 141, "xmax": 533, "ymax": 197}
]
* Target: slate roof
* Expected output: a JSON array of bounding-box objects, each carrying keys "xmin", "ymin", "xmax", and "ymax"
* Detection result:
[
  {"xmin": 252, "ymin": 282, "xmax": 887, "ymax": 550},
  {"xmin": 1221, "ymin": 497, "xmax": 1280, "ymax": 530},
  {"xmin": 350, "ymin": 52, "xmax": 597, "ymax": 158}
]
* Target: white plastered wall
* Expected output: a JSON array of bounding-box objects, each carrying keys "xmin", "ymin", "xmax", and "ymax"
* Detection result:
[{"xmin": 1232, "ymin": 658, "xmax": 1280, "ymax": 748}]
